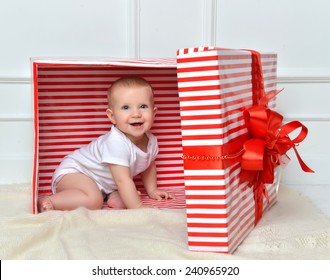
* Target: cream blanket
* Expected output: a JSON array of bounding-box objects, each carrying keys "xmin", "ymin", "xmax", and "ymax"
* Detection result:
[{"xmin": 0, "ymin": 184, "xmax": 329, "ymax": 260}]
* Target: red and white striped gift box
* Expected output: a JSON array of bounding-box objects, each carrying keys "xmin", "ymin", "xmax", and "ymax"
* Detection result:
[
  {"xmin": 176, "ymin": 47, "xmax": 280, "ymax": 253},
  {"xmin": 32, "ymin": 58, "xmax": 186, "ymax": 214},
  {"xmin": 32, "ymin": 48, "xmax": 281, "ymax": 254}
]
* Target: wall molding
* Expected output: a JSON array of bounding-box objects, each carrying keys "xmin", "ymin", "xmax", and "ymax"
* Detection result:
[
  {"xmin": 127, "ymin": 0, "xmax": 140, "ymax": 59},
  {"xmin": 203, "ymin": 0, "xmax": 217, "ymax": 46},
  {"xmin": 283, "ymin": 114, "xmax": 330, "ymax": 122},
  {"xmin": 0, "ymin": 115, "xmax": 33, "ymax": 122},
  {"xmin": 1, "ymin": 75, "xmax": 330, "ymax": 85},
  {"xmin": 0, "ymin": 77, "xmax": 31, "ymax": 84},
  {"xmin": 278, "ymin": 75, "xmax": 330, "ymax": 83}
]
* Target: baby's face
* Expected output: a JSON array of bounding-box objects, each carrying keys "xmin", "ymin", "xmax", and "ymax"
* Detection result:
[{"xmin": 106, "ymin": 85, "xmax": 157, "ymax": 143}]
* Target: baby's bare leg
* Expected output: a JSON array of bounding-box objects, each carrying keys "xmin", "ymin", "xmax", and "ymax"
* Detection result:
[
  {"xmin": 39, "ymin": 173, "xmax": 104, "ymax": 212},
  {"xmin": 107, "ymin": 190, "xmax": 152, "ymax": 209},
  {"xmin": 107, "ymin": 191, "xmax": 126, "ymax": 209}
]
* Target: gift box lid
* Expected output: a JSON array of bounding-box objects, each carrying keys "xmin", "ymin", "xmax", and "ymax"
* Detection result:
[{"xmin": 31, "ymin": 57, "xmax": 177, "ymax": 68}]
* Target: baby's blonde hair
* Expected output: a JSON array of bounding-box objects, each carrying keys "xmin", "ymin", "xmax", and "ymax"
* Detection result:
[{"xmin": 107, "ymin": 76, "xmax": 153, "ymax": 107}]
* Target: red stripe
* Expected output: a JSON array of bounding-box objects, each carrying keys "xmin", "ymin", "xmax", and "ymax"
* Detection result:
[
  {"xmin": 177, "ymin": 65, "xmax": 219, "ymax": 73},
  {"xmin": 39, "ymin": 127, "xmax": 109, "ymax": 134},
  {"xmin": 152, "ymin": 125, "xmax": 182, "ymax": 130},
  {"xmin": 178, "ymin": 72, "xmax": 250, "ymax": 83},
  {"xmin": 38, "ymin": 121, "xmax": 109, "ymax": 126},
  {"xmin": 184, "ymin": 175, "xmax": 225, "ymax": 180},
  {"xmin": 185, "ymin": 186, "xmax": 226, "ymax": 191},
  {"xmin": 188, "ymin": 232, "xmax": 228, "ymax": 238},
  {"xmin": 156, "ymin": 182, "xmax": 185, "ymax": 187},
  {"xmin": 39, "ymin": 134, "xmax": 101, "ymax": 140},
  {"xmin": 181, "ymin": 126, "xmax": 245, "ymax": 140},
  {"xmin": 181, "ymin": 117, "xmax": 244, "ymax": 130},
  {"xmin": 39, "ymin": 109, "xmax": 107, "ymax": 114},
  {"xmin": 39, "ymin": 161, "xmax": 61, "ymax": 166},
  {"xmin": 38, "ymin": 102, "xmax": 107, "ymax": 108},
  {"xmin": 187, "ymin": 213, "xmax": 228, "ymax": 219},
  {"xmin": 32, "ymin": 62, "xmax": 39, "ymax": 214},
  {"xmin": 39, "ymin": 148, "xmax": 74, "ymax": 154},
  {"xmin": 187, "ymin": 223, "xmax": 228, "ymax": 228},
  {"xmin": 157, "ymin": 137, "xmax": 182, "ymax": 142},
  {"xmin": 177, "ymin": 75, "xmax": 220, "ymax": 83},
  {"xmin": 38, "ymin": 73, "xmax": 177, "ymax": 79},
  {"xmin": 38, "ymin": 65, "xmax": 175, "ymax": 71},
  {"xmin": 180, "ymin": 96, "xmax": 250, "ymax": 111},
  {"xmin": 219, "ymin": 63, "xmax": 251, "ymax": 70},
  {"xmin": 157, "ymin": 170, "xmax": 183, "ymax": 175},
  {"xmin": 156, "ymin": 157, "xmax": 182, "ymax": 162},
  {"xmin": 39, "ymin": 141, "xmax": 90, "ymax": 146},
  {"xmin": 179, "ymin": 79, "xmax": 251, "ymax": 93},
  {"xmin": 178, "ymin": 85, "xmax": 220, "ymax": 92},
  {"xmin": 156, "ymin": 144, "xmax": 182, "ymax": 149},
  {"xmin": 188, "ymin": 241, "xmax": 229, "ymax": 247},
  {"xmin": 186, "ymin": 204, "xmax": 227, "ymax": 209},
  {"xmin": 38, "ymin": 88, "xmax": 107, "ymax": 92},
  {"xmin": 39, "ymin": 115, "xmax": 107, "ymax": 120},
  {"xmin": 186, "ymin": 195, "xmax": 226, "ymax": 200},
  {"xmin": 180, "ymin": 108, "xmax": 248, "ymax": 121},
  {"xmin": 179, "ymin": 87, "xmax": 251, "ymax": 102},
  {"xmin": 177, "ymin": 55, "xmax": 219, "ymax": 63},
  {"xmin": 157, "ymin": 152, "xmax": 182, "ymax": 156},
  {"xmin": 38, "ymin": 94, "xmax": 106, "ymax": 99}
]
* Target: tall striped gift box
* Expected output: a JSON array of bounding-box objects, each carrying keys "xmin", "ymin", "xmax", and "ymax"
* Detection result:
[
  {"xmin": 176, "ymin": 47, "xmax": 281, "ymax": 253},
  {"xmin": 32, "ymin": 49, "xmax": 311, "ymax": 254},
  {"xmin": 32, "ymin": 58, "xmax": 186, "ymax": 214}
]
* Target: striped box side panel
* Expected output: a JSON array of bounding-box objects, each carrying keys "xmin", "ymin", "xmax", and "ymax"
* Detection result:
[{"xmin": 177, "ymin": 48, "xmax": 279, "ymax": 253}]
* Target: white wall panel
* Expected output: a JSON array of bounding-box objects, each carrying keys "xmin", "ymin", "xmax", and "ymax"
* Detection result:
[
  {"xmin": 0, "ymin": 0, "xmax": 328, "ymax": 186},
  {"xmin": 0, "ymin": 121, "xmax": 33, "ymax": 184},
  {"xmin": 216, "ymin": 0, "xmax": 330, "ymax": 76},
  {"xmin": 0, "ymin": 121, "xmax": 33, "ymax": 157},
  {"xmin": 0, "ymin": 0, "xmax": 128, "ymax": 77},
  {"xmin": 139, "ymin": 0, "xmax": 205, "ymax": 57},
  {"xmin": 280, "ymin": 120, "xmax": 329, "ymax": 184},
  {"xmin": 0, "ymin": 83, "xmax": 33, "ymax": 118},
  {"xmin": 276, "ymin": 81, "xmax": 330, "ymax": 120}
]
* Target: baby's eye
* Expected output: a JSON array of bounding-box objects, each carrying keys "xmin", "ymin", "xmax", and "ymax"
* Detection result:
[
  {"xmin": 121, "ymin": 105, "xmax": 129, "ymax": 110},
  {"xmin": 140, "ymin": 104, "xmax": 148, "ymax": 109}
]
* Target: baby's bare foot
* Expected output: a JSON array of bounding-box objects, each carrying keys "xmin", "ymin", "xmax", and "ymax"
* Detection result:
[{"xmin": 38, "ymin": 197, "xmax": 54, "ymax": 212}]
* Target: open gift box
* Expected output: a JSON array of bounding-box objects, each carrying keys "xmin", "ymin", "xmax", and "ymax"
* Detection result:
[{"xmin": 32, "ymin": 47, "xmax": 312, "ymax": 254}]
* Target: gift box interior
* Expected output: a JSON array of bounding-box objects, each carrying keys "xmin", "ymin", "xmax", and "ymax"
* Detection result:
[
  {"xmin": 32, "ymin": 58, "xmax": 187, "ymax": 213},
  {"xmin": 32, "ymin": 48, "xmax": 282, "ymax": 254}
]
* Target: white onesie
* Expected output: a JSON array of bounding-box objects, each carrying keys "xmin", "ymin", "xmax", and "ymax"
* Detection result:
[{"xmin": 51, "ymin": 125, "xmax": 159, "ymax": 195}]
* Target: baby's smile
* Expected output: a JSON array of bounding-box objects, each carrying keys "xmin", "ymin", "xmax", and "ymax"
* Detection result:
[{"xmin": 130, "ymin": 122, "xmax": 143, "ymax": 127}]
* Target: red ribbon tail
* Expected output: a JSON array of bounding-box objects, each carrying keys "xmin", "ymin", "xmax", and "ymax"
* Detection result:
[
  {"xmin": 259, "ymin": 88, "xmax": 284, "ymax": 107},
  {"xmin": 293, "ymin": 145, "xmax": 315, "ymax": 173}
]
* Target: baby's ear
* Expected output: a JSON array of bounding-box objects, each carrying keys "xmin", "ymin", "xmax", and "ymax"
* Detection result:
[
  {"xmin": 153, "ymin": 106, "xmax": 158, "ymax": 117},
  {"xmin": 106, "ymin": 108, "xmax": 116, "ymax": 124}
]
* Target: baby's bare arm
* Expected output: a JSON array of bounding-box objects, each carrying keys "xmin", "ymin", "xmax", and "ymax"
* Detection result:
[
  {"xmin": 109, "ymin": 164, "xmax": 144, "ymax": 209},
  {"xmin": 141, "ymin": 162, "xmax": 176, "ymax": 200}
]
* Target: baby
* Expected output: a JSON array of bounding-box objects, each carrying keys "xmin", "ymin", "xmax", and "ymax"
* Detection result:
[{"xmin": 38, "ymin": 76, "xmax": 175, "ymax": 212}]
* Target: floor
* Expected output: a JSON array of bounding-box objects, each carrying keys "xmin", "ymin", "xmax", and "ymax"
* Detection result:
[{"xmin": 286, "ymin": 184, "xmax": 330, "ymax": 218}]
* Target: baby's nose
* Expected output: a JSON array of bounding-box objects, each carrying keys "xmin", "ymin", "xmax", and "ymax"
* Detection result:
[{"xmin": 132, "ymin": 108, "xmax": 142, "ymax": 117}]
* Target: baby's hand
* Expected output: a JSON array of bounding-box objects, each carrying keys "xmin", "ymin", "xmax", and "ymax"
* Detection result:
[
  {"xmin": 148, "ymin": 189, "xmax": 176, "ymax": 201},
  {"xmin": 137, "ymin": 203, "xmax": 157, "ymax": 209}
]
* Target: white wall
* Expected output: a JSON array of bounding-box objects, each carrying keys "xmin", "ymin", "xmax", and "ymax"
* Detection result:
[{"xmin": 1, "ymin": 0, "xmax": 329, "ymax": 185}]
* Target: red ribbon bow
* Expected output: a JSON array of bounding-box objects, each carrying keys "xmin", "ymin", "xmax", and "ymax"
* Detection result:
[{"xmin": 240, "ymin": 91, "xmax": 314, "ymax": 224}]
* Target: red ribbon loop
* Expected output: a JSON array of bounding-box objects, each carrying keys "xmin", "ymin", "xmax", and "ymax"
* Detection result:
[{"xmin": 241, "ymin": 104, "xmax": 314, "ymax": 188}]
